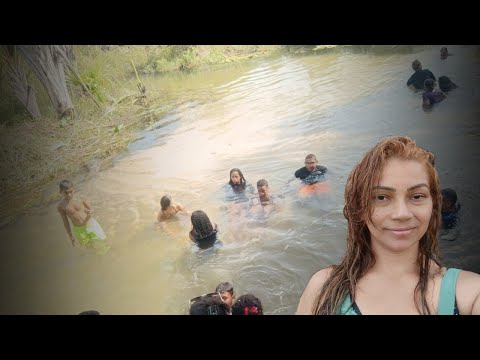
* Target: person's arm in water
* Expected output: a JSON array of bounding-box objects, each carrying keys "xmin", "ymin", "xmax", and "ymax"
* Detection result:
[
  {"xmin": 175, "ymin": 202, "xmax": 189, "ymax": 215},
  {"xmin": 406, "ymin": 73, "xmax": 415, "ymax": 87},
  {"xmin": 57, "ymin": 204, "xmax": 76, "ymax": 247}
]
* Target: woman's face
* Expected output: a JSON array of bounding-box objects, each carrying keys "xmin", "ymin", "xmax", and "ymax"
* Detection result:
[
  {"xmin": 230, "ymin": 171, "xmax": 241, "ymax": 185},
  {"xmin": 366, "ymin": 158, "xmax": 433, "ymax": 254}
]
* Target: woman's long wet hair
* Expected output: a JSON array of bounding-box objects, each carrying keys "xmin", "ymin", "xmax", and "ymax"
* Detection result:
[
  {"xmin": 312, "ymin": 136, "xmax": 442, "ymax": 315},
  {"xmin": 191, "ymin": 210, "xmax": 216, "ymax": 239},
  {"xmin": 229, "ymin": 168, "xmax": 247, "ymax": 193}
]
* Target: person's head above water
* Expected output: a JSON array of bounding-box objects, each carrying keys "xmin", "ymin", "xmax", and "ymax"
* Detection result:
[
  {"xmin": 229, "ymin": 168, "xmax": 247, "ymax": 192},
  {"xmin": 160, "ymin": 195, "xmax": 172, "ymax": 211},
  {"xmin": 440, "ymin": 47, "xmax": 449, "ymax": 59},
  {"xmin": 412, "ymin": 59, "xmax": 422, "ymax": 71},
  {"xmin": 441, "ymin": 188, "xmax": 458, "ymax": 212},
  {"xmin": 191, "ymin": 210, "xmax": 216, "ymax": 239},
  {"xmin": 424, "ymin": 78, "xmax": 435, "ymax": 92},
  {"xmin": 232, "ymin": 294, "xmax": 264, "ymax": 315},
  {"xmin": 256, "ymin": 179, "xmax": 270, "ymax": 202},
  {"xmin": 215, "ymin": 281, "xmax": 235, "ymax": 308},
  {"xmin": 304, "ymin": 154, "xmax": 318, "ymax": 173}
]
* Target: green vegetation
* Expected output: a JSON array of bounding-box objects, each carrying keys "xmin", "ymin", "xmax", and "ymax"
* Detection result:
[
  {"xmin": 137, "ymin": 45, "xmax": 278, "ymax": 74},
  {"xmin": 0, "ymin": 45, "xmax": 282, "ymax": 224}
]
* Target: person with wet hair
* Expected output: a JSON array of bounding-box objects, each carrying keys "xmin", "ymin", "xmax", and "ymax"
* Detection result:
[
  {"xmin": 296, "ymin": 136, "xmax": 480, "ymax": 315},
  {"xmin": 407, "ymin": 59, "xmax": 436, "ymax": 90},
  {"xmin": 422, "ymin": 78, "xmax": 446, "ymax": 108},
  {"xmin": 249, "ymin": 179, "xmax": 281, "ymax": 217},
  {"xmin": 232, "ymin": 294, "xmax": 264, "ymax": 315},
  {"xmin": 224, "ymin": 168, "xmax": 255, "ymax": 221},
  {"xmin": 249, "ymin": 179, "xmax": 274, "ymax": 205},
  {"xmin": 438, "ymin": 76, "xmax": 457, "ymax": 93},
  {"xmin": 189, "ymin": 210, "xmax": 219, "ymax": 249},
  {"xmin": 225, "ymin": 168, "xmax": 255, "ymax": 202}
]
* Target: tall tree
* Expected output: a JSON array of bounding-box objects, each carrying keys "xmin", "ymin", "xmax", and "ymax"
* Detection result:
[
  {"xmin": 0, "ymin": 46, "xmax": 41, "ymax": 119},
  {"xmin": 17, "ymin": 45, "xmax": 74, "ymax": 117}
]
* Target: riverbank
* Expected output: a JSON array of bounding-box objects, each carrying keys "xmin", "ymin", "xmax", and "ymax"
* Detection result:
[{"xmin": 0, "ymin": 45, "xmax": 286, "ymax": 227}]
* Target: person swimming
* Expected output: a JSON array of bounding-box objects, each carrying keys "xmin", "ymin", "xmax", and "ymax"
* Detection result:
[
  {"xmin": 441, "ymin": 188, "xmax": 460, "ymax": 230},
  {"xmin": 422, "ymin": 78, "xmax": 446, "ymax": 108},
  {"xmin": 407, "ymin": 59, "xmax": 436, "ymax": 90},
  {"xmin": 225, "ymin": 168, "xmax": 255, "ymax": 203},
  {"xmin": 294, "ymin": 154, "xmax": 327, "ymax": 185},
  {"xmin": 440, "ymin": 47, "xmax": 452, "ymax": 60},
  {"xmin": 157, "ymin": 195, "xmax": 188, "ymax": 222}
]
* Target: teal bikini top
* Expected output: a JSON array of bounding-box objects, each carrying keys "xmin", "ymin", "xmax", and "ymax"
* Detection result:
[{"xmin": 338, "ymin": 268, "xmax": 461, "ymax": 315}]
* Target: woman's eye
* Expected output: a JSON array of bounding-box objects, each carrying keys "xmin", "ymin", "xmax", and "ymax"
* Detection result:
[{"xmin": 412, "ymin": 194, "xmax": 426, "ymax": 200}]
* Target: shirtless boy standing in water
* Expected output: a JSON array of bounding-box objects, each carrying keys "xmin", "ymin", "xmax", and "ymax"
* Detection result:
[{"xmin": 57, "ymin": 180, "xmax": 106, "ymax": 247}]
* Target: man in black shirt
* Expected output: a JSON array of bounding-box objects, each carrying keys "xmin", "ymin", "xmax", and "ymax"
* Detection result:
[
  {"xmin": 406, "ymin": 59, "xmax": 436, "ymax": 90},
  {"xmin": 294, "ymin": 154, "xmax": 327, "ymax": 184}
]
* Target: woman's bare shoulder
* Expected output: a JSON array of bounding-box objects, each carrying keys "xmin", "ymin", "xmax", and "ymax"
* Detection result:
[
  {"xmin": 309, "ymin": 267, "xmax": 334, "ymax": 287},
  {"xmin": 296, "ymin": 267, "xmax": 334, "ymax": 315}
]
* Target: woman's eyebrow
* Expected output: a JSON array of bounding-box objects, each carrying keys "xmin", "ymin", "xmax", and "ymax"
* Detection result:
[{"xmin": 373, "ymin": 183, "xmax": 429, "ymax": 192}]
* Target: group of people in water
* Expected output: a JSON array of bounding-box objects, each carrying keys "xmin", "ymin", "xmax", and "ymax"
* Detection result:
[
  {"xmin": 59, "ymin": 46, "xmax": 480, "ymax": 314},
  {"xmin": 57, "ymin": 154, "xmax": 327, "ymax": 252},
  {"xmin": 155, "ymin": 155, "xmax": 328, "ymax": 250},
  {"xmin": 60, "ymin": 136, "xmax": 476, "ymax": 315},
  {"xmin": 79, "ymin": 281, "xmax": 264, "ymax": 315},
  {"xmin": 58, "ymin": 154, "xmax": 329, "ymax": 314},
  {"xmin": 407, "ymin": 47, "xmax": 458, "ymax": 108},
  {"xmin": 189, "ymin": 282, "xmax": 263, "ymax": 315}
]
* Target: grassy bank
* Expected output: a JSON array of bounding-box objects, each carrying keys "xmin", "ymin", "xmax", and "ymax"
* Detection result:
[{"xmin": 0, "ymin": 45, "xmax": 282, "ymax": 226}]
